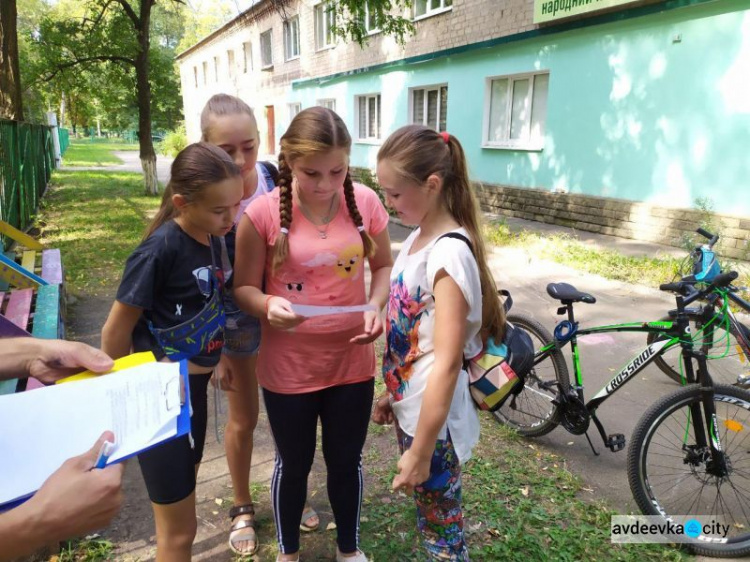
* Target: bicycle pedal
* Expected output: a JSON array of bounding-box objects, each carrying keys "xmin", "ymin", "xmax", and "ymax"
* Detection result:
[{"xmin": 606, "ymin": 433, "xmax": 626, "ymax": 452}]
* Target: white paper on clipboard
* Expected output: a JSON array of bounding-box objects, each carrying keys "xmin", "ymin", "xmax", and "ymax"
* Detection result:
[{"xmin": 290, "ymin": 304, "xmax": 377, "ymax": 317}]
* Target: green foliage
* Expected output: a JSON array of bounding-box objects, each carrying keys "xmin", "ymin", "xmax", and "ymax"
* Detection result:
[
  {"xmin": 350, "ymin": 166, "xmax": 397, "ymax": 216},
  {"xmin": 327, "ymin": 0, "xmax": 416, "ymax": 46},
  {"xmin": 677, "ymin": 196, "xmax": 721, "ymax": 251},
  {"xmin": 58, "ymin": 536, "xmax": 115, "ymax": 561},
  {"xmin": 484, "ymin": 219, "xmax": 686, "ymax": 287},
  {"xmin": 158, "ymin": 122, "xmax": 187, "ymax": 157}
]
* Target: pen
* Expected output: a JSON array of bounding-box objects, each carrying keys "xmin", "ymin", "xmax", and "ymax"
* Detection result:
[{"xmin": 94, "ymin": 440, "xmax": 115, "ymax": 470}]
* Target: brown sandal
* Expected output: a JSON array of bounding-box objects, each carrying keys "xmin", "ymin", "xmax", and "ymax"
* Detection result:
[{"xmin": 228, "ymin": 503, "xmax": 258, "ymax": 556}]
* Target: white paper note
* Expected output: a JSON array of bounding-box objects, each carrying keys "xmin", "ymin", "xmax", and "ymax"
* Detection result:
[{"xmin": 290, "ymin": 303, "xmax": 377, "ymax": 317}]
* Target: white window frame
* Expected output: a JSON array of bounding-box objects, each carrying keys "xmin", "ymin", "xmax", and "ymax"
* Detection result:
[
  {"xmin": 260, "ymin": 29, "xmax": 273, "ymax": 69},
  {"xmin": 363, "ymin": 3, "xmax": 380, "ymax": 35},
  {"xmin": 482, "ymin": 71, "xmax": 549, "ymax": 151},
  {"xmin": 317, "ymin": 98, "xmax": 336, "ymax": 111},
  {"xmin": 355, "ymin": 93, "xmax": 381, "ymax": 143},
  {"xmin": 409, "ymin": 84, "xmax": 448, "ymax": 132},
  {"xmin": 413, "ymin": 0, "xmax": 453, "ymax": 22},
  {"xmin": 242, "ymin": 41, "xmax": 252, "ymax": 73},
  {"xmin": 283, "ymin": 16, "xmax": 300, "ymax": 61},
  {"xmin": 227, "ymin": 49, "xmax": 235, "ymax": 77},
  {"xmin": 314, "ymin": 2, "xmax": 335, "ymax": 51},
  {"xmin": 288, "ymin": 102, "xmax": 302, "ymax": 121}
]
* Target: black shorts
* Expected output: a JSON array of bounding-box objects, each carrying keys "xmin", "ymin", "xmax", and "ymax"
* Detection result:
[{"xmin": 137, "ymin": 372, "xmax": 212, "ymax": 504}]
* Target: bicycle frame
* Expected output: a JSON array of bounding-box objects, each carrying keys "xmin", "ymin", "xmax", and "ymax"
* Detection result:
[{"xmin": 532, "ymin": 288, "xmax": 729, "ymax": 466}]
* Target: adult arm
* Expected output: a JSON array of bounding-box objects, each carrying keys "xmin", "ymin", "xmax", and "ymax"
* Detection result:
[
  {"xmin": 101, "ymin": 301, "xmax": 144, "ymax": 360},
  {"xmin": 351, "ymin": 226, "xmax": 394, "ymax": 344},
  {"xmin": 0, "ymin": 432, "xmax": 124, "ymax": 561},
  {"xmin": 391, "ymin": 270, "xmax": 467, "ymax": 493},
  {"xmin": 0, "ymin": 339, "xmax": 113, "ymax": 384}
]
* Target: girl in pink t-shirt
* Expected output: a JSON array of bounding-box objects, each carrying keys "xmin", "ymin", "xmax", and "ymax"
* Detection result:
[{"xmin": 233, "ymin": 107, "xmax": 393, "ymax": 562}]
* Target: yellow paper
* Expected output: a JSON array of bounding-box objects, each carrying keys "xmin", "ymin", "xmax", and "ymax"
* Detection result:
[{"xmin": 56, "ymin": 351, "xmax": 157, "ymax": 384}]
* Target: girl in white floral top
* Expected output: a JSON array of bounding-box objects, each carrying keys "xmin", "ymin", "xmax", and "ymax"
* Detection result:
[{"xmin": 373, "ymin": 125, "xmax": 507, "ymax": 561}]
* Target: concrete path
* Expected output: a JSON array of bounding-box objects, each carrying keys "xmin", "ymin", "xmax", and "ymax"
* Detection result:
[{"xmin": 61, "ymin": 151, "xmax": 174, "ymax": 186}]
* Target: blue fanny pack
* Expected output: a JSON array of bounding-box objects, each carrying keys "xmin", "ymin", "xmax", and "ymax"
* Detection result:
[{"xmin": 148, "ymin": 237, "xmax": 225, "ymax": 362}]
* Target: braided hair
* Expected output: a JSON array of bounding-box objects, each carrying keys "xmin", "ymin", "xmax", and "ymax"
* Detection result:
[{"xmin": 272, "ymin": 107, "xmax": 376, "ymax": 272}]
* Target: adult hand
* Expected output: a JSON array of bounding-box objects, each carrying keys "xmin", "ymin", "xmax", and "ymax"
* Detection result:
[
  {"xmin": 266, "ymin": 296, "xmax": 306, "ymax": 330},
  {"xmin": 212, "ymin": 355, "xmax": 234, "ymax": 391},
  {"xmin": 371, "ymin": 395, "xmax": 394, "ymax": 425},
  {"xmin": 29, "ymin": 431, "xmax": 124, "ymax": 541},
  {"xmin": 392, "ymin": 448, "xmax": 431, "ymax": 496},
  {"xmin": 24, "ymin": 339, "xmax": 114, "ymax": 385},
  {"xmin": 350, "ymin": 309, "xmax": 383, "ymax": 344}
]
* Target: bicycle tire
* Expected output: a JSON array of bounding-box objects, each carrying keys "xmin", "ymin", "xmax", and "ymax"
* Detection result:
[
  {"xmin": 627, "ymin": 384, "xmax": 750, "ymax": 557},
  {"xmin": 647, "ymin": 314, "xmax": 750, "ymax": 385},
  {"xmin": 492, "ymin": 312, "xmax": 570, "ymax": 437}
]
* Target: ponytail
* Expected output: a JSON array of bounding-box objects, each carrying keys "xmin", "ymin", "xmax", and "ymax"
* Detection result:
[
  {"xmin": 377, "ymin": 125, "xmax": 505, "ymax": 342},
  {"xmin": 143, "ymin": 142, "xmax": 241, "ymax": 240}
]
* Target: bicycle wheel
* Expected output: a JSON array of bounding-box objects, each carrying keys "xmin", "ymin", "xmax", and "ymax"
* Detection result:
[
  {"xmin": 647, "ymin": 314, "xmax": 750, "ymax": 385},
  {"xmin": 627, "ymin": 384, "xmax": 750, "ymax": 557},
  {"xmin": 492, "ymin": 312, "xmax": 570, "ymax": 437}
]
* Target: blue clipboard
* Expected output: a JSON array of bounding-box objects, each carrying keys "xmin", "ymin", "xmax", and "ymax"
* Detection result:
[{"xmin": 0, "ymin": 360, "xmax": 192, "ymax": 511}]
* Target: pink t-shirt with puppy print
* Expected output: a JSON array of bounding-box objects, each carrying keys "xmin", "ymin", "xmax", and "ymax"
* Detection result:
[{"xmin": 246, "ymin": 182, "xmax": 389, "ymax": 394}]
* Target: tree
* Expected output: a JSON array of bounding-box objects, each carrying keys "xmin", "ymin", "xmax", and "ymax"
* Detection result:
[{"xmin": 0, "ymin": 0, "xmax": 24, "ymax": 120}]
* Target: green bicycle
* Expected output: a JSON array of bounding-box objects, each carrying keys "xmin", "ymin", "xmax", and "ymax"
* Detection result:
[{"xmin": 495, "ymin": 270, "xmax": 750, "ymax": 557}]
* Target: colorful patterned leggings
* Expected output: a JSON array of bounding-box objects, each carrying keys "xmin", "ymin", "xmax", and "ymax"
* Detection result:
[{"xmin": 397, "ymin": 426, "xmax": 469, "ymax": 561}]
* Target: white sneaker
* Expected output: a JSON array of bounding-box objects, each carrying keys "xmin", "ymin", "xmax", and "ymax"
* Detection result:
[{"xmin": 336, "ymin": 549, "xmax": 368, "ymax": 562}]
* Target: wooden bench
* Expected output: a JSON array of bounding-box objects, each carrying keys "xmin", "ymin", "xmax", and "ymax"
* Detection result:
[{"xmin": 0, "ymin": 221, "xmax": 66, "ymax": 395}]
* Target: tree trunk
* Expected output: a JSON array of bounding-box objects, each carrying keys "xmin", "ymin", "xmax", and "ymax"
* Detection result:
[
  {"xmin": 136, "ymin": 0, "xmax": 158, "ymax": 196},
  {"xmin": 0, "ymin": 0, "xmax": 23, "ymax": 120}
]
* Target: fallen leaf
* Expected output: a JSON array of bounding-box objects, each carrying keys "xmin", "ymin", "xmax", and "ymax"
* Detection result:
[
  {"xmin": 361, "ymin": 516, "xmax": 369, "ymax": 522},
  {"xmin": 214, "ymin": 498, "xmax": 223, "ymax": 506},
  {"xmin": 326, "ymin": 522, "xmax": 337, "ymax": 531},
  {"xmin": 212, "ymin": 511, "xmax": 218, "ymax": 515},
  {"xmin": 567, "ymin": 442, "xmax": 574, "ymax": 446},
  {"xmin": 520, "ymin": 486, "xmax": 530, "ymax": 497}
]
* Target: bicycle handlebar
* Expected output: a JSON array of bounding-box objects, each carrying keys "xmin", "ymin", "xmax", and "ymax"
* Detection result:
[
  {"xmin": 659, "ymin": 271, "xmax": 738, "ymax": 304},
  {"xmin": 696, "ymin": 228, "xmax": 719, "ymax": 249}
]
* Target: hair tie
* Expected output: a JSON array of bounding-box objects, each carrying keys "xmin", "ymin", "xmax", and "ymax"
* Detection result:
[
  {"xmin": 440, "ymin": 131, "xmax": 450, "ymax": 144},
  {"xmin": 357, "ymin": 225, "xmax": 365, "ymax": 232},
  {"xmin": 280, "ymin": 227, "xmax": 289, "ymax": 235}
]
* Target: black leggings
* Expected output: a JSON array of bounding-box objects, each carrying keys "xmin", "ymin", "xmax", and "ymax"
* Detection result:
[
  {"xmin": 263, "ymin": 378, "xmax": 374, "ymax": 554},
  {"xmin": 138, "ymin": 372, "xmax": 212, "ymax": 504}
]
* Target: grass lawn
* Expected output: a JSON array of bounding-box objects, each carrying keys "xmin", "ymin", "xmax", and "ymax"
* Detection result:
[
  {"xmin": 63, "ymin": 138, "xmax": 139, "ymax": 167},
  {"xmin": 36, "ymin": 170, "xmax": 160, "ymax": 296}
]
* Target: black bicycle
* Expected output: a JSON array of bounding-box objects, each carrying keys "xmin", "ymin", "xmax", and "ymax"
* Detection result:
[
  {"xmin": 495, "ymin": 271, "xmax": 750, "ymax": 557},
  {"xmin": 647, "ymin": 228, "xmax": 750, "ymax": 386}
]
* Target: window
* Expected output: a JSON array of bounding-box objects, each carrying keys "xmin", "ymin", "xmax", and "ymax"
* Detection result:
[
  {"xmin": 484, "ymin": 72, "xmax": 549, "ymax": 150},
  {"xmin": 289, "ymin": 103, "xmax": 302, "ymax": 121},
  {"xmin": 411, "ymin": 85, "xmax": 448, "ymax": 131},
  {"xmin": 227, "ymin": 49, "xmax": 235, "ymax": 77},
  {"xmin": 283, "ymin": 16, "xmax": 300, "ymax": 61},
  {"xmin": 414, "ymin": 0, "xmax": 452, "ymax": 19},
  {"xmin": 356, "ymin": 94, "xmax": 381, "ymax": 141},
  {"xmin": 317, "ymin": 99, "xmax": 336, "ymax": 111},
  {"xmin": 260, "ymin": 29, "xmax": 273, "ymax": 69},
  {"xmin": 363, "ymin": 3, "xmax": 379, "ymax": 34},
  {"xmin": 193, "ymin": 66, "xmax": 198, "ymax": 88},
  {"xmin": 202, "ymin": 61, "xmax": 208, "ymax": 85},
  {"xmin": 315, "ymin": 2, "xmax": 335, "ymax": 50},
  {"xmin": 213, "ymin": 56, "xmax": 219, "ymax": 82},
  {"xmin": 242, "ymin": 41, "xmax": 252, "ymax": 73}
]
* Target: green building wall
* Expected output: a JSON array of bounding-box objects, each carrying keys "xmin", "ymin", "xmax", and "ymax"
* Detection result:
[{"xmin": 291, "ymin": 0, "xmax": 750, "ymax": 217}]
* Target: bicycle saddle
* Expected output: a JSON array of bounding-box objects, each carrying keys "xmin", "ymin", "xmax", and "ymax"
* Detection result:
[{"xmin": 546, "ymin": 282, "xmax": 597, "ymax": 304}]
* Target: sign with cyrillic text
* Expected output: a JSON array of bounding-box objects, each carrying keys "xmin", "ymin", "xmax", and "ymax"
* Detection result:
[{"xmin": 534, "ymin": 0, "xmax": 641, "ymax": 24}]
